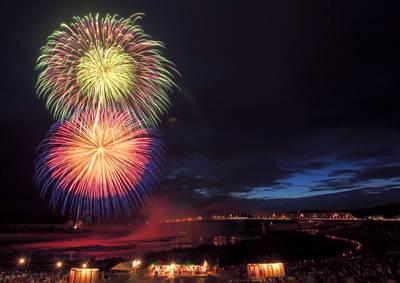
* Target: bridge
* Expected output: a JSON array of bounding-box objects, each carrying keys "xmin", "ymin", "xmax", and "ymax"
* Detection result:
[{"xmin": 162, "ymin": 202, "xmax": 359, "ymax": 223}]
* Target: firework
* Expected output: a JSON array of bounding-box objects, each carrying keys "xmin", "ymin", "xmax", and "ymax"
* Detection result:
[
  {"xmin": 37, "ymin": 13, "xmax": 176, "ymax": 126},
  {"xmin": 35, "ymin": 110, "xmax": 164, "ymax": 219}
]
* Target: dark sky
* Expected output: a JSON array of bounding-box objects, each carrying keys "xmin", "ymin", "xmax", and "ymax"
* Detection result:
[{"xmin": 1, "ymin": 0, "xmax": 400, "ymax": 222}]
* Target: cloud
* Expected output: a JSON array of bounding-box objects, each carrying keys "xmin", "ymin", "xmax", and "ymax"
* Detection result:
[
  {"xmin": 353, "ymin": 165, "xmax": 400, "ymax": 182},
  {"xmin": 338, "ymin": 148, "xmax": 397, "ymax": 161},
  {"xmin": 160, "ymin": 125, "xmax": 400, "ymax": 208},
  {"xmin": 310, "ymin": 178, "xmax": 357, "ymax": 192}
]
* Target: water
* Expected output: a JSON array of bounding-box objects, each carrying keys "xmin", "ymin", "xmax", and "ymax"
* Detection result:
[{"xmin": 0, "ymin": 222, "xmax": 254, "ymax": 260}]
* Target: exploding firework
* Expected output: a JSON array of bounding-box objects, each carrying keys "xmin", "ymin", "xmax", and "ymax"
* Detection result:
[
  {"xmin": 35, "ymin": 110, "xmax": 164, "ymax": 219},
  {"xmin": 37, "ymin": 13, "xmax": 176, "ymax": 126}
]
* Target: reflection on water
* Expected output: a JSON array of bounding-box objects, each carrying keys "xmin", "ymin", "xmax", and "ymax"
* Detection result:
[
  {"xmin": 213, "ymin": 235, "xmax": 240, "ymax": 246},
  {"xmin": 155, "ymin": 234, "xmax": 243, "ymax": 250},
  {"xmin": 3, "ymin": 220, "xmax": 261, "ymax": 259},
  {"xmin": 168, "ymin": 235, "xmax": 243, "ymax": 250},
  {"xmin": 4, "ymin": 233, "xmax": 249, "ymax": 260},
  {"xmin": 172, "ymin": 237, "xmax": 194, "ymax": 249}
]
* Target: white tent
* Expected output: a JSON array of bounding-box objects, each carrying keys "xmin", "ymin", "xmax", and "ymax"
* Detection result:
[{"xmin": 111, "ymin": 261, "xmax": 132, "ymax": 272}]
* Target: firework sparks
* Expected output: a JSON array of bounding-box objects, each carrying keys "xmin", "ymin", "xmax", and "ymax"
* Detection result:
[
  {"xmin": 37, "ymin": 13, "xmax": 176, "ymax": 126},
  {"xmin": 35, "ymin": 110, "xmax": 164, "ymax": 219},
  {"xmin": 77, "ymin": 45, "xmax": 135, "ymax": 103}
]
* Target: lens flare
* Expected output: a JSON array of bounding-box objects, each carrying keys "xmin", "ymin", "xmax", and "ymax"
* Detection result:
[
  {"xmin": 37, "ymin": 13, "xmax": 176, "ymax": 126},
  {"xmin": 35, "ymin": 110, "xmax": 164, "ymax": 219}
]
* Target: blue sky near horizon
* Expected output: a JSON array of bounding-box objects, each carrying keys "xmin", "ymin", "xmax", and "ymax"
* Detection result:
[{"xmin": 163, "ymin": 127, "xmax": 400, "ymax": 203}]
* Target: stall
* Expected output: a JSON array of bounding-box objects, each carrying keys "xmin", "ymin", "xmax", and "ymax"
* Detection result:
[
  {"xmin": 69, "ymin": 268, "xmax": 99, "ymax": 283},
  {"xmin": 247, "ymin": 262, "xmax": 285, "ymax": 279},
  {"xmin": 149, "ymin": 260, "xmax": 208, "ymax": 277}
]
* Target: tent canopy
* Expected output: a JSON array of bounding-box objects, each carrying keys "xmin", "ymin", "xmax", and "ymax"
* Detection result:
[{"xmin": 111, "ymin": 261, "xmax": 132, "ymax": 271}]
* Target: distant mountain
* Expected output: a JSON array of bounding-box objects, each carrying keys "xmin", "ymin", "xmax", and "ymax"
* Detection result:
[{"xmin": 260, "ymin": 187, "xmax": 400, "ymax": 213}]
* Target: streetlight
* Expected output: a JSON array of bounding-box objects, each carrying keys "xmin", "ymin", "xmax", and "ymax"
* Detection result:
[
  {"xmin": 56, "ymin": 261, "xmax": 63, "ymax": 268},
  {"xmin": 82, "ymin": 263, "xmax": 87, "ymax": 268},
  {"xmin": 18, "ymin": 258, "xmax": 26, "ymax": 265},
  {"xmin": 132, "ymin": 259, "xmax": 141, "ymax": 268},
  {"xmin": 17, "ymin": 257, "xmax": 27, "ymax": 273}
]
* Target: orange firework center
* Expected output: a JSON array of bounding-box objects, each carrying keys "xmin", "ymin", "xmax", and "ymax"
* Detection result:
[{"xmin": 47, "ymin": 112, "xmax": 150, "ymax": 197}]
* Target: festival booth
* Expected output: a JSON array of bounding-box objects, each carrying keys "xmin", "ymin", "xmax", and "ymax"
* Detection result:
[
  {"xmin": 110, "ymin": 259, "xmax": 141, "ymax": 278},
  {"xmin": 149, "ymin": 260, "xmax": 208, "ymax": 277},
  {"xmin": 69, "ymin": 268, "xmax": 99, "ymax": 283},
  {"xmin": 247, "ymin": 263, "xmax": 285, "ymax": 280},
  {"xmin": 111, "ymin": 262, "xmax": 131, "ymax": 272}
]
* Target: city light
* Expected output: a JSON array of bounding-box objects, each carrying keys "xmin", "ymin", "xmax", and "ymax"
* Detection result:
[
  {"xmin": 18, "ymin": 258, "xmax": 26, "ymax": 265},
  {"xmin": 132, "ymin": 259, "xmax": 141, "ymax": 268},
  {"xmin": 82, "ymin": 263, "xmax": 87, "ymax": 269},
  {"xmin": 56, "ymin": 261, "xmax": 63, "ymax": 268},
  {"xmin": 163, "ymin": 211, "xmax": 360, "ymax": 223}
]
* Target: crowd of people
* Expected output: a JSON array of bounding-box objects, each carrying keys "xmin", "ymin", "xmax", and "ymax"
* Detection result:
[
  {"xmin": 0, "ymin": 271, "xmax": 67, "ymax": 283},
  {"xmin": 283, "ymin": 255, "xmax": 400, "ymax": 283},
  {"xmin": 218, "ymin": 253, "xmax": 400, "ymax": 283},
  {"xmin": 0, "ymin": 255, "xmax": 399, "ymax": 282}
]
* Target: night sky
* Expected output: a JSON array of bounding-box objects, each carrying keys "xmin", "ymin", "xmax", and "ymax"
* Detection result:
[{"xmin": 1, "ymin": 1, "xmax": 400, "ymax": 222}]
